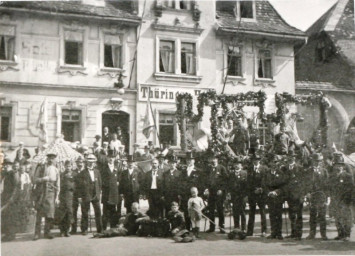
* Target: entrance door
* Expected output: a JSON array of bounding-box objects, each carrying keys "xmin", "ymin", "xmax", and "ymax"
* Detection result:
[{"xmin": 102, "ymin": 110, "xmax": 130, "ymax": 153}]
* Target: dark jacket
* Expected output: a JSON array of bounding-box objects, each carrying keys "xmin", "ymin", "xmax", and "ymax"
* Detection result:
[
  {"xmin": 57, "ymin": 171, "xmax": 75, "ymax": 220},
  {"xmin": 15, "ymin": 148, "xmax": 31, "ymax": 163},
  {"xmin": 229, "ymin": 168, "xmax": 248, "ymax": 198},
  {"xmin": 247, "ymin": 163, "xmax": 268, "ymax": 198},
  {"xmin": 78, "ymin": 168, "xmax": 102, "ymax": 202},
  {"xmin": 72, "ymin": 167, "xmax": 84, "ymax": 199},
  {"xmin": 119, "ymin": 167, "xmax": 141, "ymax": 196},
  {"xmin": 144, "ymin": 168, "xmax": 164, "ymax": 195},
  {"xmin": 167, "ymin": 210, "xmax": 185, "ymax": 231},
  {"xmin": 284, "ymin": 163, "xmax": 309, "ymax": 200},
  {"xmin": 263, "ymin": 165, "xmax": 288, "ymax": 199},
  {"xmin": 330, "ymin": 165, "xmax": 354, "ymax": 205},
  {"xmin": 206, "ymin": 164, "xmax": 228, "ymax": 194},
  {"xmin": 180, "ymin": 165, "xmax": 203, "ymax": 198},
  {"xmin": 163, "ymin": 168, "xmax": 181, "ymax": 199},
  {"xmin": 306, "ymin": 165, "xmax": 329, "ymax": 205},
  {"xmin": 101, "ymin": 163, "xmax": 119, "ymax": 205}
]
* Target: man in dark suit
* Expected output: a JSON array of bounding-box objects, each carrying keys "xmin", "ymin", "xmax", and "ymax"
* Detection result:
[
  {"xmin": 144, "ymin": 158, "xmax": 164, "ymax": 218},
  {"xmin": 101, "ymin": 150, "xmax": 120, "ymax": 230},
  {"xmin": 71, "ymin": 156, "xmax": 85, "ymax": 234},
  {"xmin": 284, "ymin": 151, "xmax": 308, "ymax": 240},
  {"xmin": 246, "ymin": 155, "xmax": 268, "ymax": 237},
  {"xmin": 205, "ymin": 154, "xmax": 228, "ymax": 233},
  {"xmin": 119, "ymin": 155, "xmax": 142, "ymax": 214},
  {"xmin": 264, "ymin": 155, "xmax": 288, "ymax": 240},
  {"xmin": 228, "ymin": 157, "xmax": 248, "ymax": 231},
  {"xmin": 78, "ymin": 154, "xmax": 102, "ymax": 235},
  {"xmin": 157, "ymin": 153, "xmax": 170, "ymax": 173},
  {"xmin": 305, "ymin": 153, "xmax": 329, "ymax": 240},
  {"xmin": 102, "ymin": 126, "xmax": 110, "ymax": 146},
  {"xmin": 163, "ymin": 155, "xmax": 181, "ymax": 213}
]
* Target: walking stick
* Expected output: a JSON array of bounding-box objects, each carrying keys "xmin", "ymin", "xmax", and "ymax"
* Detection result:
[
  {"xmin": 283, "ymin": 203, "xmax": 289, "ymax": 236},
  {"xmin": 230, "ymin": 202, "xmax": 233, "ymax": 232}
]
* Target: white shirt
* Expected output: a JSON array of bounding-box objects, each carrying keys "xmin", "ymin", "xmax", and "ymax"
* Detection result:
[
  {"xmin": 253, "ymin": 164, "xmax": 260, "ymax": 173},
  {"xmin": 88, "ymin": 169, "xmax": 95, "ymax": 182},
  {"xmin": 45, "ymin": 165, "xmax": 59, "ymax": 182},
  {"xmin": 187, "ymin": 165, "xmax": 195, "ymax": 177},
  {"xmin": 108, "ymin": 163, "xmax": 115, "ymax": 173},
  {"xmin": 128, "ymin": 168, "xmax": 134, "ymax": 176},
  {"xmin": 151, "ymin": 169, "xmax": 158, "ymax": 189},
  {"xmin": 110, "ymin": 139, "xmax": 122, "ymax": 152},
  {"xmin": 20, "ymin": 172, "xmax": 31, "ymax": 190}
]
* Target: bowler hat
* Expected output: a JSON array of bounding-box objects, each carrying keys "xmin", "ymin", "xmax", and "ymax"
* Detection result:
[
  {"xmin": 76, "ymin": 156, "xmax": 84, "ymax": 162},
  {"xmin": 157, "ymin": 153, "xmax": 165, "ymax": 159},
  {"xmin": 312, "ymin": 153, "xmax": 323, "ymax": 161},
  {"xmin": 185, "ymin": 151, "xmax": 195, "ymax": 160},
  {"xmin": 169, "ymin": 154, "xmax": 179, "ymax": 163},
  {"xmin": 87, "ymin": 154, "xmax": 97, "ymax": 162},
  {"xmin": 127, "ymin": 155, "xmax": 134, "ymax": 163}
]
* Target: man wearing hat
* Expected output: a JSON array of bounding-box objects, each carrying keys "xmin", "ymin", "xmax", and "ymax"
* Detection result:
[
  {"xmin": 143, "ymin": 158, "xmax": 165, "ymax": 218},
  {"xmin": 157, "ymin": 153, "xmax": 169, "ymax": 173},
  {"xmin": 163, "ymin": 155, "xmax": 181, "ymax": 213},
  {"xmin": 330, "ymin": 153, "xmax": 354, "ymax": 241},
  {"xmin": 264, "ymin": 155, "xmax": 288, "ymax": 240},
  {"xmin": 231, "ymin": 116, "xmax": 250, "ymax": 156},
  {"xmin": 246, "ymin": 154, "xmax": 268, "ymax": 237},
  {"xmin": 119, "ymin": 155, "xmax": 142, "ymax": 214},
  {"xmin": 180, "ymin": 151, "xmax": 202, "ymax": 231},
  {"xmin": 71, "ymin": 156, "xmax": 85, "ymax": 234},
  {"xmin": 101, "ymin": 150, "xmax": 120, "ymax": 230},
  {"xmin": 139, "ymin": 145, "xmax": 154, "ymax": 173},
  {"xmin": 15, "ymin": 142, "xmax": 31, "ymax": 164},
  {"xmin": 273, "ymin": 126, "xmax": 290, "ymax": 155},
  {"xmin": 78, "ymin": 154, "xmax": 102, "ymax": 235},
  {"xmin": 305, "ymin": 153, "xmax": 329, "ymax": 240},
  {"xmin": 33, "ymin": 152, "xmax": 60, "ymax": 240},
  {"xmin": 228, "ymin": 157, "xmax": 248, "ymax": 231},
  {"xmin": 283, "ymin": 151, "xmax": 307, "ymax": 240},
  {"xmin": 102, "ymin": 127, "xmax": 111, "ymax": 146},
  {"xmin": 133, "ymin": 143, "xmax": 142, "ymax": 162},
  {"xmin": 205, "ymin": 154, "xmax": 228, "ymax": 233}
]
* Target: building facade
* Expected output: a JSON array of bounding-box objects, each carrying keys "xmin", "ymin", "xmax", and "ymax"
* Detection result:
[
  {"xmin": 295, "ymin": 0, "xmax": 355, "ymax": 153},
  {"xmin": 0, "ymin": 0, "xmax": 305, "ymax": 154}
]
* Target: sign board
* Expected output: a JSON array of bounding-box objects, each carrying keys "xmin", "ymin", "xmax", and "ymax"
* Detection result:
[{"xmin": 138, "ymin": 84, "xmax": 208, "ymax": 103}]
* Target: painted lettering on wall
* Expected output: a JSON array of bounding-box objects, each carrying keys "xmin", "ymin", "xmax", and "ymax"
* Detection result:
[
  {"xmin": 21, "ymin": 39, "xmax": 56, "ymax": 72},
  {"xmin": 138, "ymin": 85, "xmax": 203, "ymax": 103}
]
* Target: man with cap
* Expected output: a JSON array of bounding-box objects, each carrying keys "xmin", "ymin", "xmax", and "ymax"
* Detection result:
[
  {"xmin": 205, "ymin": 154, "xmax": 228, "ymax": 233},
  {"xmin": 78, "ymin": 154, "xmax": 102, "ymax": 235},
  {"xmin": 284, "ymin": 151, "xmax": 308, "ymax": 240},
  {"xmin": 273, "ymin": 126, "xmax": 290, "ymax": 155},
  {"xmin": 163, "ymin": 154, "xmax": 181, "ymax": 213},
  {"xmin": 330, "ymin": 153, "xmax": 354, "ymax": 241},
  {"xmin": 264, "ymin": 155, "xmax": 288, "ymax": 240},
  {"xmin": 246, "ymin": 154, "xmax": 268, "ymax": 237},
  {"xmin": 119, "ymin": 155, "xmax": 142, "ymax": 214},
  {"xmin": 133, "ymin": 143, "xmax": 142, "ymax": 162},
  {"xmin": 15, "ymin": 142, "xmax": 31, "ymax": 164},
  {"xmin": 139, "ymin": 145, "xmax": 154, "ymax": 173},
  {"xmin": 33, "ymin": 152, "xmax": 60, "ymax": 240},
  {"xmin": 305, "ymin": 153, "xmax": 329, "ymax": 240},
  {"xmin": 143, "ymin": 158, "xmax": 165, "ymax": 218},
  {"xmin": 180, "ymin": 151, "xmax": 202, "ymax": 231},
  {"xmin": 101, "ymin": 150, "xmax": 120, "ymax": 230},
  {"xmin": 228, "ymin": 157, "xmax": 248, "ymax": 231},
  {"xmin": 93, "ymin": 135, "xmax": 102, "ymax": 148},
  {"xmin": 71, "ymin": 156, "xmax": 85, "ymax": 234}
]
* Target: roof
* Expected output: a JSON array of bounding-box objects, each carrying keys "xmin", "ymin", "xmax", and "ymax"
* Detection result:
[
  {"xmin": 1, "ymin": 0, "xmax": 141, "ymax": 23},
  {"xmin": 306, "ymin": 0, "xmax": 355, "ymax": 67},
  {"xmin": 216, "ymin": 1, "xmax": 305, "ymax": 39}
]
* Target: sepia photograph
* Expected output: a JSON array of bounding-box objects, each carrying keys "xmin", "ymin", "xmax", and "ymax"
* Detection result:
[{"xmin": 0, "ymin": 0, "xmax": 354, "ymax": 255}]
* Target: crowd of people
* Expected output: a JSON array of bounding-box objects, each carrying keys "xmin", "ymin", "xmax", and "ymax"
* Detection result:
[{"xmin": 1, "ymin": 124, "xmax": 355, "ymax": 244}]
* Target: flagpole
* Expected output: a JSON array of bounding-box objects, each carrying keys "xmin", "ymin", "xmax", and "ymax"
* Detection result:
[{"xmin": 148, "ymin": 87, "xmax": 162, "ymax": 149}]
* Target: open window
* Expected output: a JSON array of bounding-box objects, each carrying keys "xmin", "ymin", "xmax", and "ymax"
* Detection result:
[
  {"xmin": 61, "ymin": 109, "xmax": 81, "ymax": 142},
  {"xmin": 0, "ymin": 106, "xmax": 12, "ymax": 142},
  {"xmin": 227, "ymin": 45, "xmax": 242, "ymax": 77},
  {"xmin": 159, "ymin": 40, "xmax": 175, "ymax": 73},
  {"xmin": 104, "ymin": 34, "xmax": 122, "ymax": 68},
  {"xmin": 257, "ymin": 49, "xmax": 272, "ymax": 79},
  {"xmin": 235, "ymin": 0, "xmax": 256, "ymax": 21},
  {"xmin": 64, "ymin": 30, "xmax": 84, "ymax": 66},
  {"xmin": 181, "ymin": 42, "xmax": 196, "ymax": 75}
]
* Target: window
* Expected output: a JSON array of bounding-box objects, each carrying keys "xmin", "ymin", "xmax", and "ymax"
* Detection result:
[
  {"xmin": 163, "ymin": 0, "xmax": 191, "ymax": 10},
  {"xmin": 257, "ymin": 49, "xmax": 272, "ymax": 79},
  {"xmin": 104, "ymin": 34, "xmax": 122, "ymax": 68},
  {"xmin": 159, "ymin": 113, "xmax": 177, "ymax": 146},
  {"xmin": 181, "ymin": 43, "xmax": 195, "ymax": 75},
  {"xmin": 61, "ymin": 109, "xmax": 81, "ymax": 142},
  {"xmin": 64, "ymin": 30, "xmax": 83, "ymax": 65},
  {"xmin": 0, "ymin": 107, "xmax": 12, "ymax": 142},
  {"xmin": 227, "ymin": 46, "xmax": 242, "ymax": 77},
  {"xmin": 240, "ymin": 1, "xmax": 254, "ymax": 18},
  {"xmin": 0, "ymin": 35, "xmax": 15, "ymax": 61},
  {"xmin": 159, "ymin": 40, "xmax": 175, "ymax": 73}
]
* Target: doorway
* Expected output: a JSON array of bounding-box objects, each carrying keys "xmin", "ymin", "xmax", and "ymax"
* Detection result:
[{"xmin": 102, "ymin": 110, "xmax": 130, "ymax": 153}]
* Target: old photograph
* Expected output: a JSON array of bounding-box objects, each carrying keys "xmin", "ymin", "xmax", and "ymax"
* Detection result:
[{"xmin": 0, "ymin": 0, "xmax": 354, "ymax": 255}]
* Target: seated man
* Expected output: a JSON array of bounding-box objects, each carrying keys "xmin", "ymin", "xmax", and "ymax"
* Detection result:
[
  {"xmin": 167, "ymin": 202, "xmax": 185, "ymax": 236},
  {"xmin": 124, "ymin": 202, "xmax": 149, "ymax": 235}
]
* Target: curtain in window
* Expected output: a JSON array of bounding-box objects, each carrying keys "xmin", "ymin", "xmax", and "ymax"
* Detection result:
[
  {"xmin": 0, "ymin": 36, "xmax": 15, "ymax": 61},
  {"xmin": 258, "ymin": 50, "xmax": 272, "ymax": 78},
  {"xmin": 160, "ymin": 49, "xmax": 174, "ymax": 72},
  {"xmin": 185, "ymin": 52, "xmax": 194, "ymax": 74},
  {"xmin": 77, "ymin": 43, "xmax": 83, "ymax": 65},
  {"xmin": 112, "ymin": 45, "xmax": 121, "ymax": 68}
]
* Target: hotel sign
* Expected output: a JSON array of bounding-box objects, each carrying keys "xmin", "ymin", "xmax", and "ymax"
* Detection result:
[{"xmin": 138, "ymin": 84, "xmax": 207, "ymax": 103}]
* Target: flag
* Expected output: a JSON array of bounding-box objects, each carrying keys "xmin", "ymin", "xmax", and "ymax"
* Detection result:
[
  {"xmin": 37, "ymin": 98, "xmax": 48, "ymax": 147},
  {"xmin": 142, "ymin": 96, "xmax": 155, "ymax": 139}
]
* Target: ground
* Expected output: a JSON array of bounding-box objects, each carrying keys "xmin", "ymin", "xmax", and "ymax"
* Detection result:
[{"xmin": 2, "ymin": 212, "xmax": 355, "ymax": 256}]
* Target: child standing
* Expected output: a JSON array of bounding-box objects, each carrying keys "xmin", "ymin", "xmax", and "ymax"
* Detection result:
[{"xmin": 188, "ymin": 187, "xmax": 205, "ymax": 238}]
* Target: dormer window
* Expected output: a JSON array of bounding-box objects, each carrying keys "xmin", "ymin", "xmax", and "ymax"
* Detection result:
[
  {"xmin": 235, "ymin": 0, "xmax": 256, "ymax": 21},
  {"xmin": 240, "ymin": 1, "xmax": 253, "ymax": 18}
]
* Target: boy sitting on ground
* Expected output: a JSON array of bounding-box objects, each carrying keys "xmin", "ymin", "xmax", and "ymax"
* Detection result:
[{"xmin": 167, "ymin": 201, "xmax": 185, "ymax": 236}]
